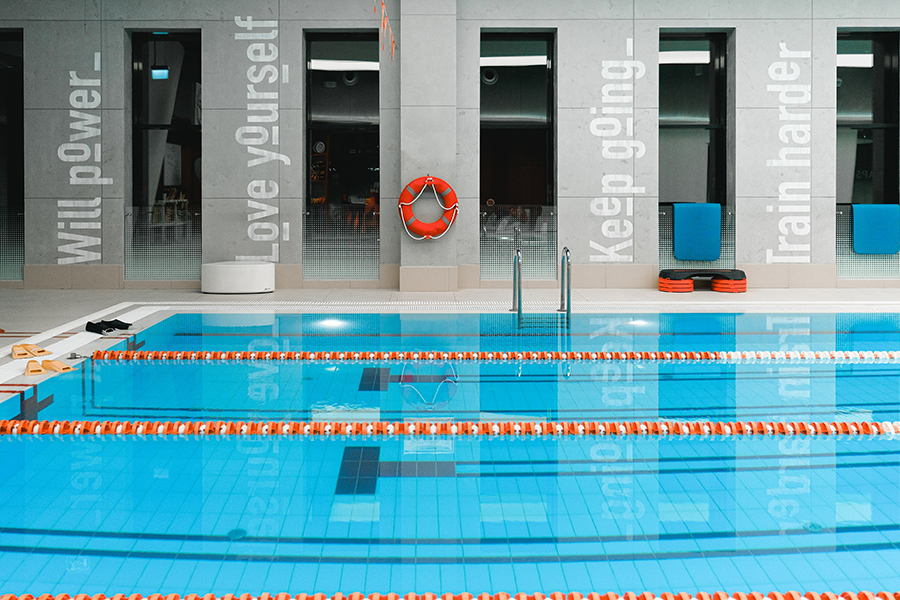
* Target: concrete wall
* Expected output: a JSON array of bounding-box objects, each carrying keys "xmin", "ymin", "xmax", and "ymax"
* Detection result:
[{"xmin": 2, "ymin": 0, "xmax": 900, "ymax": 289}]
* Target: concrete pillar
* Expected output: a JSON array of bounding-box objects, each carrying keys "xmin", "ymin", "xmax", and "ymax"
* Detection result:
[{"xmin": 398, "ymin": 0, "xmax": 458, "ymax": 291}]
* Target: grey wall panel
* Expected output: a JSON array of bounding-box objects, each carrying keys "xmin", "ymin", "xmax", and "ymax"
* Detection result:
[
  {"xmin": 102, "ymin": 0, "xmax": 277, "ymax": 22},
  {"xmin": 557, "ymin": 19, "xmax": 636, "ymax": 110},
  {"xmin": 379, "ymin": 26, "xmax": 402, "ymax": 111},
  {"xmin": 26, "ymin": 197, "xmax": 111, "ymax": 265},
  {"xmin": 559, "ymin": 196, "xmax": 660, "ymax": 266},
  {"xmin": 23, "ymin": 21, "xmax": 103, "ymax": 112},
  {"xmin": 813, "ymin": 0, "xmax": 900, "ymax": 19},
  {"xmin": 25, "ymin": 109, "xmax": 122, "ymax": 200},
  {"xmin": 633, "ymin": 20, "xmax": 660, "ymax": 110},
  {"xmin": 635, "ymin": 0, "xmax": 811, "ymax": 20},
  {"xmin": 735, "ymin": 108, "xmax": 813, "ymax": 200},
  {"xmin": 810, "ymin": 107, "xmax": 837, "ymax": 202},
  {"xmin": 100, "ymin": 21, "xmax": 126, "ymax": 111},
  {"xmin": 25, "ymin": 198, "xmax": 66, "ymax": 264},
  {"xmin": 634, "ymin": 107, "xmax": 659, "ymax": 200},
  {"xmin": 0, "ymin": 0, "xmax": 99, "ymax": 21},
  {"xmin": 203, "ymin": 20, "xmax": 279, "ymax": 112},
  {"xmin": 279, "ymin": 0, "xmax": 376, "ymax": 21},
  {"xmin": 399, "ymin": 106, "xmax": 457, "ymax": 187},
  {"xmin": 559, "ymin": 107, "xmax": 646, "ymax": 199},
  {"xmin": 456, "ymin": 20, "xmax": 479, "ymax": 111},
  {"xmin": 455, "ymin": 196, "xmax": 480, "ymax": 265},
  {"xmin": 201, "ymin": 197, "xmax": 283, "ymax": 262},
  {"xmin": 380, "ymin": 107, "xmax": 402, "ymax": 265},
  {"xmin": 736, "ymin": 196, "xmax": 834, "ymax": 265},
  {"xmin": 811, "ymin": 20, "xmax": 837, "ymax": 110},
  {"xmin": 399, "ymin": 226, "xmax": 460, "ymax": 266},
  {"xmin": 633, "ymin": 196, "xmax": 660, "ymax": 264},
  {"xmin": 379, "ymin": 15, "xmax": 402, "ymax": 268},
  {"xmin": 811, "ymin": 196, "xmax": 837, "ymax": 265},
  {"xmin": 459, "ymin": 0, "xmax": 632, "ymax": 20},
  {"xmin": 400, "ymin": 15, "xmax": 457, "ymax": 108},
  {"xmin": 455, "ymin": 108, "xmax": 479, "ymax": 201},
  {"xmin": 202, "ymin": 108, "xmax": 283, "ymax": 200},
  {"xmin": 273, "ymin": 108, "xmax": 305, "ymax": 201},
  {"xmin": 102, "ymin": 197, "xmax": 125, "ymax": 264},
  {"xmin": 735, "ymin": 20, "xmax": 812, "ymax": 110},
  {"xmin": 277, "ymin": 197, "xmax": 304, "ymax": 264}
]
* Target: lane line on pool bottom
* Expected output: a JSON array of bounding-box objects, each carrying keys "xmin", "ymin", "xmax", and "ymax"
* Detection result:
[{"xmin": 2, "ymin": 418, "xmax": 899, "ymax": 436}]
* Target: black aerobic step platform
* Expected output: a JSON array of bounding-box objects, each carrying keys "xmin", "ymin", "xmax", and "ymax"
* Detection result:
[{"xmin": 658, "ymin": 269, "xmax": 747, "ymax": 293}]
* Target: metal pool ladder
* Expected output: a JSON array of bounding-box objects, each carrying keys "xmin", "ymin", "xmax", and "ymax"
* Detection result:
[
  {"xmin": 510, "ymin": 248, "xmax": 522, "ymax": 321},
  {"xmin": 558, "ymin": 246, "xmax": 571, "ymax": 319}
]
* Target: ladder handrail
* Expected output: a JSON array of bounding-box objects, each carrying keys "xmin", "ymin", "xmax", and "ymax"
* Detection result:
[
  {"xmin": 558, "ymin": 247, "xmax": 571, "ymax": 317},
  {"xmin": 511, "ymin": 248, "xmax": 522, "ymax": 320}
]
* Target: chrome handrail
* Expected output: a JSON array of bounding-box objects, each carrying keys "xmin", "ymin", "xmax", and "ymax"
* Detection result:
[
  {"xmin": 511, "ymin": 248, "xmax": 522, "ymax": 320},
  {"xmin": 558, "ymin": 246, "xmax": 571, "ymax": 318}
]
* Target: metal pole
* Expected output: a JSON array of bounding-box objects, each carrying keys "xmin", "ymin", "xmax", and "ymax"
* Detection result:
[
  {"xmin": 558, "ymin": 247, "xmax": 570, "ymax": 312},
  {"xmin": 565, "ymin": 247, "xmax": 572, "ymax": 319},
  {"xmin": 517, "ymin": 248, "xmax": 523, "ymax": 321},
  {"xmin": 511, "ymin": 248, "xmax": 521, "ymax": 314}
]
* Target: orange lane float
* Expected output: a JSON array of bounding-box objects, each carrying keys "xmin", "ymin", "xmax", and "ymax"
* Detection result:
[
  {"xmin": 0, "ymin": 591, "xmax": 896, "ymax": 600},
  {"xmin": 0, "ymin": 418, "xmax": 896, "ymax": 438},
  {"xmin": 92, "ymin": 349, "xmax": 900, "ymax": 362}
]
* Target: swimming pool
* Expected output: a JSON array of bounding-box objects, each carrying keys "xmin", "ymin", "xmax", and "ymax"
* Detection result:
[{"xmin": 1, "ymin": 312, "xmax": 899, "ymax": 596}]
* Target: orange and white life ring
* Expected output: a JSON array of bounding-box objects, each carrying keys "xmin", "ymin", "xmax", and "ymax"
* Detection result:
[{"xmin": 398, "ymin": 176, "xmax": 459, "ymax": 240}]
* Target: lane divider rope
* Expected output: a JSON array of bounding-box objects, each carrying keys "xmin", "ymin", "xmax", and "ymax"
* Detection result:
[
  {"xmin": 1, "ymin": 418, "xmax": 898, "ymax": 437},
  {"xmin": 92, "ymin": 349, "xmax": 900, "ymax": 362},
  {"xmin": 0, "ymin": 589, "xmax": 898, "ymax": 600}
]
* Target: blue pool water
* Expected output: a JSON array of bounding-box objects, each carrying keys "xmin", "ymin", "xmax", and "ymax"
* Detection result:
[
  {"xmin": 1, "ymin": 312, "xmax": 900, "ymax": 595},
  {"xmin": 1, "ymin": 435, "xmax": 899, "ymax": 594},
  {"xmin": 8, "ymin": 312, "xmax": 900, "ymax": 424}
]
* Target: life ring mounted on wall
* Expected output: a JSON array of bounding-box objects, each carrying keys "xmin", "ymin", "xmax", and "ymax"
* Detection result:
[{"xmin": 398, "ymin": 176, "xmax": 459, "ymax": 240}]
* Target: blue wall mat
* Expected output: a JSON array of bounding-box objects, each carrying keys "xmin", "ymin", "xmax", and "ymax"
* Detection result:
[
  {"xmin": 673, "ymin": 203, "xmax": 721, "ymax": 261},
  {"xmin": 853, "ymin": 204, "xmax": 900, "ymax": 255}
]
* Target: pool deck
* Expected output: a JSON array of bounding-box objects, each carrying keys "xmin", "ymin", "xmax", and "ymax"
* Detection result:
[{"xmin": 2, "ymin": 286, "xmax": 900, "ymax": 388}]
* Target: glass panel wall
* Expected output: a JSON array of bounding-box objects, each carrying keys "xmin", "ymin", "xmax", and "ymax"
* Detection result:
[
  {"xmin": 128, "ymin": 31, "xmax": 202, "ymax": 280},
  {"xmin": 658, "ymin": 33, "xmax": 732, "ymax": 269},
  {"xmin": 0, "ymin": 31, "xmax": 23, "ymax": 280},
  {"xmin": 658, "ymin": 36, "xmax": 726, "ymax": 205},
  {"xmin": 835, "ymin": 32, "xmax": 900, "ymax": 278},
  {"xmin": 836, "ymin": 33, "xmax": 899, "ymax": 205},
  {"xmin": 304, "ymin": 33, "xmax": 380, "ymax": 280},
  {"xmin": 480, "ymin": 33, "xmax": 555, "ymax": 280}
]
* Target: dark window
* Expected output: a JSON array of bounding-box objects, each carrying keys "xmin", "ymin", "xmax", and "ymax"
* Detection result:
[
  {"xmin": 306, "ymin": 34, "xmax": 379, "ymax": 211},
  {"xmin": 128, "ymin": 31, "xmax": 202, "ymax": 280},
  {"xmin": 0, "ymin": 31, "xmax": 23, "ymax": 280},
  {"xmin": 131, "ymin": 31, "xmax": 202, "ymax": 213},
  {"xmin": 836, "ymin": 32, "xmax": 899, "ymax": 205},
  {"xmin": 480, "ymin": 34, "xmax": 553, "ymax": 211},
  {"xmin": 658, "ymin": 34, "xmax": 727, "ymax": 205}
]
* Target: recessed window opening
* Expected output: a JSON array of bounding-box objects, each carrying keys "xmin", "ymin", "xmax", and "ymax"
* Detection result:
[
  {"xmin": 304, "ymin": 33, "xmax": 380, "ymax": 280},
  {"xmin": 658, "ymin": 32, "xmax": 733, "ymax": 270},
  {"xmin": 836, "ymin": 33, "xmax": 899, "ymax": 205},
  {"xmin": 480, "ymin": 32, "xmax": 556, "ymax": 280},
  {"xmin": 658, "ymin": 35, "xmax": 727, "ymax": 206},
  {"xmin": 128, "ymin": 31, "xmax": 202, "ymax": 280},
  {"xmin": 0, "ymin": 30, "xmax": 23, "ymax": 280}
]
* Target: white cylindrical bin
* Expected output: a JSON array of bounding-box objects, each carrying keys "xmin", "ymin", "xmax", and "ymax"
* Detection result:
[{"xmin": 201, "ymin": 261, "xmax": 275, "ymax": 294}]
